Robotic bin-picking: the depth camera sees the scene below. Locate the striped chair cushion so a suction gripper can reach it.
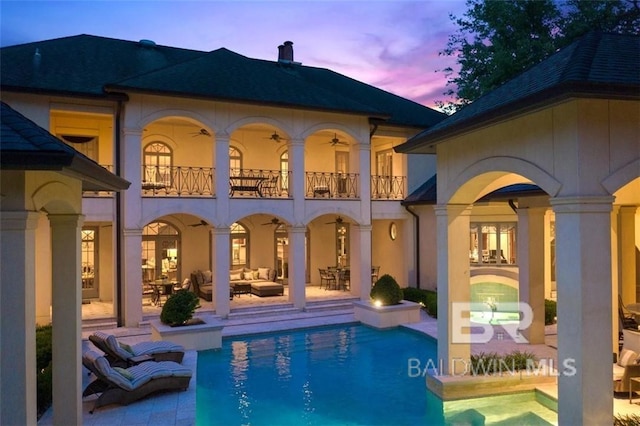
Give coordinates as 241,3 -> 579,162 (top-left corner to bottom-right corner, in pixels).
131,341 -> 184,356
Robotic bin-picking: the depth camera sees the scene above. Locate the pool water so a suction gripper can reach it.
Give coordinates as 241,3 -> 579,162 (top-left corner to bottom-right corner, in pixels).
196,324 -> 557,425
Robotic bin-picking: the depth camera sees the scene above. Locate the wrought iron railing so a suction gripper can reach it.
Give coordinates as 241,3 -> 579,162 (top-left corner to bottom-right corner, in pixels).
370,175 -> 406,200
229,168 -> 290,198
141,165 -> 214,197
305,172 -> 359,199
82,165 -> 115,197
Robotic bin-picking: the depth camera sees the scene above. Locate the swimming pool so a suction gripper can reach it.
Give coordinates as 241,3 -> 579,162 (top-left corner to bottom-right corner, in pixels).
196,324 -> 557,425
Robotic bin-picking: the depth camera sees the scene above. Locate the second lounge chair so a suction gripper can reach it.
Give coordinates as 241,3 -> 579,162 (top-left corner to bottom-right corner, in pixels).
89,331 -> 185,367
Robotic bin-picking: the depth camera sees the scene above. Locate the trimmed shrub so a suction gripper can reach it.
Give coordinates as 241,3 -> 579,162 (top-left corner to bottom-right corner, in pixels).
544,299 -> 557,325
403,287 -> 438,318
160,290 -> 201,326
36,324 -> 53,419
370,274 -> 403,306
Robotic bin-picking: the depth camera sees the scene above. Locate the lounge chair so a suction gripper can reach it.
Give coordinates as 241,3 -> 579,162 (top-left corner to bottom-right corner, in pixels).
82,350 -> 192,413
89,331 -> 184,367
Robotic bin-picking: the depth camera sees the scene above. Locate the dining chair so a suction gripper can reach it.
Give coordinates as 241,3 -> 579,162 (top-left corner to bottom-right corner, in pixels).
338,269 -> 350,291
319,268 -> 337,290
371,266 -> 380,284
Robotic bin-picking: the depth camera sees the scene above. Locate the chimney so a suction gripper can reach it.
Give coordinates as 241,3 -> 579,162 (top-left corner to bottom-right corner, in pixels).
278,41 -> 294,62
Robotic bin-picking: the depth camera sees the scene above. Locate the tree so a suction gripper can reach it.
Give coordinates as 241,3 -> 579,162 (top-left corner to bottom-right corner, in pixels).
438,0 -> 640,113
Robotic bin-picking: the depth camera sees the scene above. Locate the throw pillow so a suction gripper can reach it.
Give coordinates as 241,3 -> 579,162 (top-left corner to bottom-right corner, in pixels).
243,271 -> 254,281
252,270 -> 260,280
119,342 -> 134,355
618,348 -> 638,366
113,367 -> 134,381
202,270 -> 213,283
258,267 -> 270,280
230,272 -> 243,281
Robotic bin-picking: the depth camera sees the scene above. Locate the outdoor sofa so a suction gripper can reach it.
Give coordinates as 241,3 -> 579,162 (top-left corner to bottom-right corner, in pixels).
191,267 -> 284,299
82,350 -> 192,413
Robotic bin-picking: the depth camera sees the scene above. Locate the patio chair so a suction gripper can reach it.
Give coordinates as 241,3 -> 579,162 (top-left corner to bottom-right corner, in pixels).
319,268 -> 337,290
89,331 -> 185,368
371,266 -> 380,284
613,347 -> 640,394
338,269 -> 350,291
82,350 -> 192,413
619,295 -> 639,329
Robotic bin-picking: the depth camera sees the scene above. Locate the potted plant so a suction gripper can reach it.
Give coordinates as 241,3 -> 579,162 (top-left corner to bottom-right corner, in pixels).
151,289 -> 224,350
353,273 -> 421,328
370,274 -> 403,306
160,290 -> 201,326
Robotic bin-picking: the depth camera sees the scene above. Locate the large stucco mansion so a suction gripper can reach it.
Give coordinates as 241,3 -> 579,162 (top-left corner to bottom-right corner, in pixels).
1,32 -> 638,425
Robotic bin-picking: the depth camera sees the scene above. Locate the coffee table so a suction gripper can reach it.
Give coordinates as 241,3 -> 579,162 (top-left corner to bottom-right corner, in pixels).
233,282 -> 252,297
631,377 -> 640,404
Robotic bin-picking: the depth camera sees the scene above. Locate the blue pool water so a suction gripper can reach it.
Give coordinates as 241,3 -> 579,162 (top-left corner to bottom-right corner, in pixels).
196,324 -> 557,425
197,324 -> 437,425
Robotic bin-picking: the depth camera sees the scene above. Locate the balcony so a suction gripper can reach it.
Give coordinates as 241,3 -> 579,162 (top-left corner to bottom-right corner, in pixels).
306,172 -> 359,199
142,166 -> 214,197
371,175 -> 406,200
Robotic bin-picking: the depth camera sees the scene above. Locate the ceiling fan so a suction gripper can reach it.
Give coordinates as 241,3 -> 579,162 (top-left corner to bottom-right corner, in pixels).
188,220 -> 209,227
265,132 -> 287,143
328,133 -> 348,146
325,216 -> 345,225
190,128 -> 211,137
262,217 -> 282,226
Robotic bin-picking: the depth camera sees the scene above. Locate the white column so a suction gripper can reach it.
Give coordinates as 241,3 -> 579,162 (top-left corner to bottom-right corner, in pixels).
212,227 -> 231,317
357,142 -> 371,214
121,127 -> 144,327
435,205 -> 471,375
611,206 -> 621,354
35,212 -> 52,325
0,211 -> 39,426
122,229 -> 143,326
551,196 -> 613,425
352,224 -> 372,300
619,206 -> 637,304
214,133 -> 230,222
288,226 -> 307,309
289,138 -> 305,219
49,213 -> 84,426
517,206 -> 546,344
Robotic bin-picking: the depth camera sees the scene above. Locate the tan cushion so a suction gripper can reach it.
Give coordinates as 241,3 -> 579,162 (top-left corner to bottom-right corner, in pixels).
258,267 -> 270,280
243,271 -> 255,281
618,348 -> 638,366
202,270 -> 213,283
230,272 -> 243,281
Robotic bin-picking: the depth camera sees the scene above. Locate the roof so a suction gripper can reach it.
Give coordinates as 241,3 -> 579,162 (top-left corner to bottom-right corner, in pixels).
1,34 -> 445,129
402,174 -> 545,205
396,32 -> 640,154
1,101 -> 130,192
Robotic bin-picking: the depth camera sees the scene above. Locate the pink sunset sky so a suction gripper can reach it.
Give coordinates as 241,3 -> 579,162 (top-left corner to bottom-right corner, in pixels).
0,1 -> 468,110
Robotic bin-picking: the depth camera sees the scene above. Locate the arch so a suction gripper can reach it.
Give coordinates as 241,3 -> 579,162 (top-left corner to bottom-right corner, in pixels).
225,116 -> 292,138
228,209 -> 294,226
138,109 -> 216,136
303,210 -> 360,227
141,133 -> 177,151
301,123 -> 359,142
31,181 -> 80,214
602,158 -> 640,195
445,156 -> 562,204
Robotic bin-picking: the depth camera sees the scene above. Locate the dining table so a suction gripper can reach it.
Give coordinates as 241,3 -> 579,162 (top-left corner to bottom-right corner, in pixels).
150,279 -> 176,307
229,176 -> 268,197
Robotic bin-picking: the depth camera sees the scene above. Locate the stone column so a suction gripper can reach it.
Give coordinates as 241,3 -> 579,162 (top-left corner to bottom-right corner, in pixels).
214,133 -> 230,222
358,142 -> 371,214
212,226 -> 231,317
517,206 -> 546,344
288,225 -> 307,309
551,196 -> 613,425
35,212 -> 52,325
611,206 -> 621,354
49,213 -> 84,426
619,206 -> 638,304
352,224 -> 372,300
0,211 -> 39,426
122,228 -> 143,327
289,138 -> 305,219
435,204 -> 471,375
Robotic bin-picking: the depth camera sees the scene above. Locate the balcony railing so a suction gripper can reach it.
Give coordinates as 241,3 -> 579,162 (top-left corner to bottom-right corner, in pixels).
371,175 -> 406,200
142,166 -> 214,197
83,164 -> 115,197
306,172 -> 359,199
229,168 -> 290,198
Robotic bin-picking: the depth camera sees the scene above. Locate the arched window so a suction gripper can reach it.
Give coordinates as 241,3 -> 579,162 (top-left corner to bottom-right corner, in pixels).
143,142 -> 172,187
229,146 -> 242,176
230,222 -> 249,268
280,150 -> 289,191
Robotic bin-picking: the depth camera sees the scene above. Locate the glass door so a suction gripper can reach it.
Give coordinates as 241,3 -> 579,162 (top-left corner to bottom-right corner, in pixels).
81,227 -> 98,299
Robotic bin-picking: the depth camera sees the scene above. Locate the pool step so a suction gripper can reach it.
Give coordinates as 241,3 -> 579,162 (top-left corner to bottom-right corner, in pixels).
81,317 -> 118,331
304,299 -> 356,312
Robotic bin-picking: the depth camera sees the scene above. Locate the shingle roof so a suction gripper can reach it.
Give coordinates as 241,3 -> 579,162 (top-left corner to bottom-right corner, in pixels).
1,101 -> 129,191
396,32 -> 640,154
1,34 -> 445,128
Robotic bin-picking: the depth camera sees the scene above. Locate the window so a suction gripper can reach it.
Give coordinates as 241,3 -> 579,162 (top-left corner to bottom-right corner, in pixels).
60,135 -> 98,162
280,151 -> 289,191
143,142 -> 172,187
142,221 -> 180,283
81,227 -> 98,298
376,149 -> 393,194
230,146 -> 242,176
230,222 -> 248,268
336,222 -> 349,267
469,223 -> 517,265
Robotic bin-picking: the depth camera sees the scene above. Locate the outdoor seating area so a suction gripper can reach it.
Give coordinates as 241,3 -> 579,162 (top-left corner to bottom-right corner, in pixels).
82,350 -> 192,413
